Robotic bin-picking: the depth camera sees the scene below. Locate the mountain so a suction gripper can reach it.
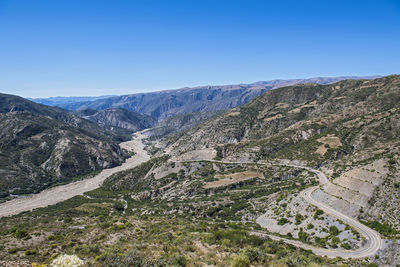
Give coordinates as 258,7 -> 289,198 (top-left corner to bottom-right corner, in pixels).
1,76 -> 399,267
0,93 -> 126,198
53,76 -> 380,121
166,75 -> 398,158
165,75 -> 400,233
75,108 -> 156,132
145,111 -> 222,137
31,95 -> 116,107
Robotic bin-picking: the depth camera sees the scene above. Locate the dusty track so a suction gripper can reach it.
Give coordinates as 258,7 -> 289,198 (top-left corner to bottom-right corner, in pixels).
173,159 -> 382,259
0,133 -> 149,218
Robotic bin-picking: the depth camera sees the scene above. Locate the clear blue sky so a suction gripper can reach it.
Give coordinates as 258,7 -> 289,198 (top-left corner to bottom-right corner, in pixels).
0,0 -> 399,97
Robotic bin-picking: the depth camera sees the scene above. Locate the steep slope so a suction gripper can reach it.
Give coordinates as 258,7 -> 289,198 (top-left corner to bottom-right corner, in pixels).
76,108 -> 156,132
57,76 -> 378,121
167,76 -> 399,160
165,75 -> 400,232
146,111 -> 222,137
0,93 -> 126,198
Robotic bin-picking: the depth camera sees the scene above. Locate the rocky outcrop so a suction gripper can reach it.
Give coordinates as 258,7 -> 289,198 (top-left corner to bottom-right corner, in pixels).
0,93 -> 126,197
77,108 -> 156,132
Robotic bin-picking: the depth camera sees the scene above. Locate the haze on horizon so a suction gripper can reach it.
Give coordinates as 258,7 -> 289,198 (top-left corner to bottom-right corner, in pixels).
0,0 -> 399,98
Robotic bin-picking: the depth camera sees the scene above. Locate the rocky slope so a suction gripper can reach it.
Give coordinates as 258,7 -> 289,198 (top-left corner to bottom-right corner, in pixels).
55,76 -> 378,121
0,93 -> 126,198
166,76 -> 399,159
163,75 -> 400,236
146,111 -> 222,137
75,108 -> 156,133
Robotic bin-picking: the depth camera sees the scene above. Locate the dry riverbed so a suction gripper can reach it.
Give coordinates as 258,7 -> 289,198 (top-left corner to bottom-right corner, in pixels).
0,132 -> 150,218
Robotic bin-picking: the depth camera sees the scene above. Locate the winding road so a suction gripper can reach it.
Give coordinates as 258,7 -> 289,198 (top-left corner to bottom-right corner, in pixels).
173,159 -> 382,259
0,141 -> 382,259
0,132 -> 150,218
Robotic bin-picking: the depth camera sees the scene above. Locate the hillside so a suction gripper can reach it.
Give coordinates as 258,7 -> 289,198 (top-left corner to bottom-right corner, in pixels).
75,108 -> 156,132
0,77 -> 398,266
165,75 -> 400,235
0,93 -> 126,198
146,111 -> 222,137
167,76 -> 399,160
54,76 -> 378,121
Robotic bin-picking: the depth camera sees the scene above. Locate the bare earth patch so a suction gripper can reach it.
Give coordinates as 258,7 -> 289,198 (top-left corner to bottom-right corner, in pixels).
316,134 -> 342,156
203,171 -> 263,189
264,114 -> 282,122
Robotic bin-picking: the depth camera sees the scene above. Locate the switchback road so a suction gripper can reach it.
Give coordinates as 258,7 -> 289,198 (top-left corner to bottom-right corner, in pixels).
173,159 -> 382,259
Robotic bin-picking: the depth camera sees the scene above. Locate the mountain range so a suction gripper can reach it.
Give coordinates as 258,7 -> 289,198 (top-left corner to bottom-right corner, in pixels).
32,76 -> 380,123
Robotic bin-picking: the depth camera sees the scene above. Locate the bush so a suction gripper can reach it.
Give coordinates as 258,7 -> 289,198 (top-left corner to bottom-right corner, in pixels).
295,214 -> 304,225
329,226 -> 340,236
277,217 -> 289,225
231,254 -> 250,267
307,223 -> 314,229
8,248 -> 18,254
341,243 -> 351,249
298,231 -> 309,242
313,209 -> 324,219
168,253 -> 188,267
25,249 -> 37,255
242,247 -> 260,262
14,229 -> 29,239
113,201 -> 125,212
361,220 -> 398,236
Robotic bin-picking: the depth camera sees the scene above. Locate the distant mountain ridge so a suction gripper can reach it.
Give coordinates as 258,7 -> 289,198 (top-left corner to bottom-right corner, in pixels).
33,76 -> 380,122
30,95 -> 116,107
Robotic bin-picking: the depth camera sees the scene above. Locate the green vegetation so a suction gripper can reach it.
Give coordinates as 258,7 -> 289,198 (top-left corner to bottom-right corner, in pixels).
360,220 -> 399,237
313,209 -> 324,220
277,218 -> 290,225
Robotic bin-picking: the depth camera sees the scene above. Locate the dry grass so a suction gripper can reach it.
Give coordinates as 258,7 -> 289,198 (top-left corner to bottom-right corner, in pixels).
316,134 -> 342,156
264,114 -> 282,122
203,171 -> 264,189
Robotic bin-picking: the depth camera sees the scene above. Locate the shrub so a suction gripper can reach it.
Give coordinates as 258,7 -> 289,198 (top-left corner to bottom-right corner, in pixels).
295,214 -> 303,225
113,202 -> 125,212
307,223 -> 314,229
168,252 -> 188,267
277,217 -> 289,225
14,229 -> 29,239
329,226 -> 340,236
242,247 -> 260,262
8,248 -> 18,254
361,220 -> 398,236
313,209 -> 324,219
298,231 -> 309,242
231,254 -> 250,267
25,249 -> 37,255
341,243 -> 351,249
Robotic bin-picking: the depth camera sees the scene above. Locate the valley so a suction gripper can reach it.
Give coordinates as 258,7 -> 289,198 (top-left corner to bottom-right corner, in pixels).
1,76 -> 399,267
0,132 -> 149,218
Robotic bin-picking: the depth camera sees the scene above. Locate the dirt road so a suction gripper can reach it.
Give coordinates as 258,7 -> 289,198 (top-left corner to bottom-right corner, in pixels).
0,132 -> 150,218
173,159 -> 382,259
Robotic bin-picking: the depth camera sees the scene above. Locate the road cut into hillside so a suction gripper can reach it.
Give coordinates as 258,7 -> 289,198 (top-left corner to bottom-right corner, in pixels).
173,159 -> 382,259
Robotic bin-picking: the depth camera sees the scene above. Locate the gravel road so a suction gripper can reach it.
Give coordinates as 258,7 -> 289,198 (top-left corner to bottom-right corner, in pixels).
173,159 -> 382,259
